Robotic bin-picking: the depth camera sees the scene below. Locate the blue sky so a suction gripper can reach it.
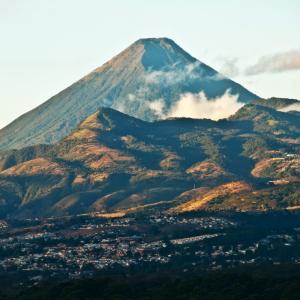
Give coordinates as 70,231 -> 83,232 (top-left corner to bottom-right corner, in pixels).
0,0 -> 299,128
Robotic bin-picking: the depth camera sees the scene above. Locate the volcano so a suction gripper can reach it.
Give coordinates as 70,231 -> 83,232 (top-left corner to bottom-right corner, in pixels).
0,37 -> 259,150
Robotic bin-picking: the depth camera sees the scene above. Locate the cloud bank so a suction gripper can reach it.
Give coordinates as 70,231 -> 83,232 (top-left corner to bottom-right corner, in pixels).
123,89 -> 243,121
245,49 -> 300,75
166,90 -> 243,120
278,103 -> 300,112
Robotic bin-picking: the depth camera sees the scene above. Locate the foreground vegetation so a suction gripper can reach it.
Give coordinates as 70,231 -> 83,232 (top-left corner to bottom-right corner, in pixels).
2,265 -> 300,300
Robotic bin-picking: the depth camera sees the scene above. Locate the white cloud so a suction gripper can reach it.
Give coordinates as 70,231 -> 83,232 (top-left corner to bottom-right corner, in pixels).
124,87 -> 243,121
167,90 -> 243,120
278,103 -> 300,112
148,99 -> 165,118
245,49 -> 300,75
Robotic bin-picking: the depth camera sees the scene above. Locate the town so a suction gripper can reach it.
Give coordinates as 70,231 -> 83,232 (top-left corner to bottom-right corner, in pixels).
1,211 -> 300,287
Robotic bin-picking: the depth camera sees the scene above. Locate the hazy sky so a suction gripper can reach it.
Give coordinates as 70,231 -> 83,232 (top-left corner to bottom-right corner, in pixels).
0,0 -> 299,129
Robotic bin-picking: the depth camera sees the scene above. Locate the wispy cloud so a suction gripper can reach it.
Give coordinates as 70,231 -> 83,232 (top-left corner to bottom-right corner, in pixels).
144,61 -> 225,85
144,61 -> 202,85
245,49 -> 300,75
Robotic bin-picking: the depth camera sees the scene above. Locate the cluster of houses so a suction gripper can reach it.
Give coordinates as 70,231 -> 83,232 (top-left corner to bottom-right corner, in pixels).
0,214 -> 299,284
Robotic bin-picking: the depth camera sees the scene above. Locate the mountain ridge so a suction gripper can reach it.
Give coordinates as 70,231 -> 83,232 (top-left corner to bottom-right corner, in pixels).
0,102 -> 299,218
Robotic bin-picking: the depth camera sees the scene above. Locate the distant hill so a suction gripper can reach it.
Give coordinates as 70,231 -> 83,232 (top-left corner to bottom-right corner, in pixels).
0,101 -> 299,218
253,97 -> 300,109
0,37 -> 259,151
